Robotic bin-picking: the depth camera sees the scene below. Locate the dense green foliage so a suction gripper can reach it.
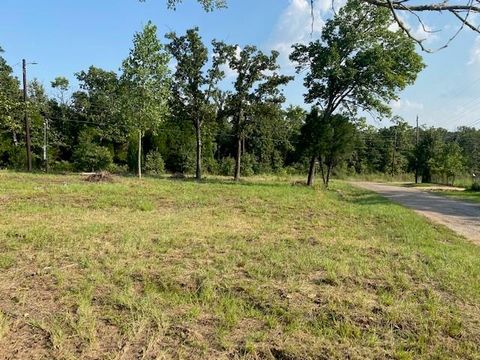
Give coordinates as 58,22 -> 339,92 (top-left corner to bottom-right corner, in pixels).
166,28 -> 226,180
291,0 -> 425,185
0,2 -> 478,186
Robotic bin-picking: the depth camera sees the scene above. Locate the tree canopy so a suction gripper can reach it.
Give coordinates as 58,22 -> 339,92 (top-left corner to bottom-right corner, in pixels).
290,0 -> 425,185
166,27 -> 226,180
1,17 -> 476,188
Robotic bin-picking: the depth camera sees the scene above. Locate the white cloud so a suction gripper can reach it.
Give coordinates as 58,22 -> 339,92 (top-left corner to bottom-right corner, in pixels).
410,23 -> 438,44
391,99 -> 424,111
468,36 -> 480,66
389,13 -> 438,44
391,99 -> 402,109
269,0 -> 339,69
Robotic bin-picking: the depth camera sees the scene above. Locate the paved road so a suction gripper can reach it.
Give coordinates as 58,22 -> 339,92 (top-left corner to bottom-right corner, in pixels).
351,182 -> 480,244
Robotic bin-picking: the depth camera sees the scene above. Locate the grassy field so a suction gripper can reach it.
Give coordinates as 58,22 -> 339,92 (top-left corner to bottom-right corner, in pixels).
437,190 -> 480,204
391,182 -> 480,204
0,171 -> 479,359
399,182 -> 480,203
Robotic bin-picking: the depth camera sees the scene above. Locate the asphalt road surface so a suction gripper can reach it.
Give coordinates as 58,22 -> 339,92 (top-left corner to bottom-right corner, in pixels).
351,182 -> 480,244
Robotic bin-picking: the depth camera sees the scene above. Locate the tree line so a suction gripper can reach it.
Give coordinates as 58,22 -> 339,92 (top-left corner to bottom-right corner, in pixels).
2,0 -> 476,186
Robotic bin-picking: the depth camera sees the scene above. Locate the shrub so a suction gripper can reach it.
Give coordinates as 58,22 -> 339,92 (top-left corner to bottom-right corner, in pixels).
0,139 -> 28,170
219,157 -> 235,176
145,151 -> 165,175
203,156 -> 219,175
73,129 -> 113,172
52,160 -> 74,173
73,144 -> 113,172
107,163 -> 129,175
241,153 -> 256,177
471,182 -> 480,192
164,146 -> 195,174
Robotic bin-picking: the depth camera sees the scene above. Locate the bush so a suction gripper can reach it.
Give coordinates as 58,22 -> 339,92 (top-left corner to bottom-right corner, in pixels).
145,151 -> 165,175
203,156 -> 219,175
164,146 -> 195,174
73,129 -> 113,172
241,153 -> 256,177
52,160 -> 74,173
219,157 -> 235,176
470,182 -> 480,192
73,144 -> 113,172
107,163 -> 129,175
0,138 -> 28,170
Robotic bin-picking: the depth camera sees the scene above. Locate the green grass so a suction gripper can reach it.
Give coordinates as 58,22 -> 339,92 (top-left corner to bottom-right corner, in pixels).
340,172 -> 416,183
0,171 -> 479,359
399,182 -> 453,188
435,190 -> 480,204
395,182 -> 480,203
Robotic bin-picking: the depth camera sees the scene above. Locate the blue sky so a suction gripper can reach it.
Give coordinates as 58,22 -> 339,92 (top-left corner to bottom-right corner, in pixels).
1,0 -> 480,130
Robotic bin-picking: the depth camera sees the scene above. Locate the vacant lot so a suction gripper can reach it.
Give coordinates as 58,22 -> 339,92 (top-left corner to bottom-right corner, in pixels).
0,172 -> 479,359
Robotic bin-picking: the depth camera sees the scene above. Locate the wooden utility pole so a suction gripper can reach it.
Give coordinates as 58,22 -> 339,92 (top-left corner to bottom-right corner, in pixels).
415,115 -> 419,184
23,59 -> 33,172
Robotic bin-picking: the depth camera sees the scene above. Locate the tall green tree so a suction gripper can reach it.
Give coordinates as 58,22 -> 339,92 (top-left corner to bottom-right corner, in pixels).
414,127 -> 446,183
290,0 -> 424,185
299,108 -> 355,186
0,47 -> 21,149
218,44 -> 292,180
73,66 -> 126,142
121,21 -> 170,178
455,127 -> 480,174
0,47 -> 24,168
51,76 -> 70,106
166,28 -> 226,180
430,141 -> 465,185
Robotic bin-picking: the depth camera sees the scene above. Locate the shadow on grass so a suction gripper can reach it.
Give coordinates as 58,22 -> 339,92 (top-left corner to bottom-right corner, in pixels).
341,192 -> 391,206
163,175 -> 311,189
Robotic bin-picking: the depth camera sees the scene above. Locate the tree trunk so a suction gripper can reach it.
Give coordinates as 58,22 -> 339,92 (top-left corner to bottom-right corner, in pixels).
234,108 -> 243,181
326,163 -> 332,187
307,156 -> 316,186
319,156 -> 326,185
137,129 -> 142,179
234,135 -> 242,181
195,121 -> 202,181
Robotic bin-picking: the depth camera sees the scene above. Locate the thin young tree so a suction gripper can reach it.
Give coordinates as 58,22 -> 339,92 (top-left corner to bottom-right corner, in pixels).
290,0 -> 425,186
121,21 -> 170,179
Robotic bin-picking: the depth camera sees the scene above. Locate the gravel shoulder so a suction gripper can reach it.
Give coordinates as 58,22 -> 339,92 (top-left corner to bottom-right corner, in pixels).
351,182 -> 480,244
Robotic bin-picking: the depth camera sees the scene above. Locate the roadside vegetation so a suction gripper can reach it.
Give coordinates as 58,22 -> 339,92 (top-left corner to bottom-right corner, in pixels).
0,171 -> 479,358
434,189 -> 480,204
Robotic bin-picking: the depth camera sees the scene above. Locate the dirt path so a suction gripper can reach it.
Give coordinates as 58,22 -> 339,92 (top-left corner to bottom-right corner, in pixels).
351,182 -> 480,244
